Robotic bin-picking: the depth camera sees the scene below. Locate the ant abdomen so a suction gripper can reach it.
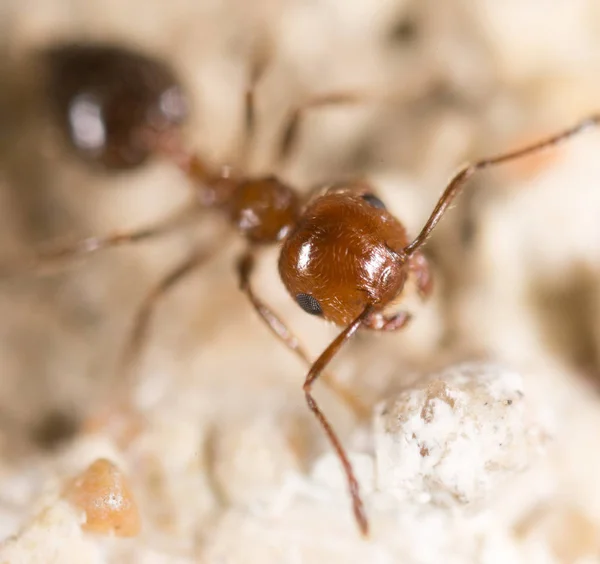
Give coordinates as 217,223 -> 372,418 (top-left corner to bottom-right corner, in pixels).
279,184 -> 410,326
42,42 -> 188,171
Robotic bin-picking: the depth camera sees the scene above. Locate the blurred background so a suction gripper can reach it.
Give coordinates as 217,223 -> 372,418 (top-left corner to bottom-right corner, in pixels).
0,0 -> 600,561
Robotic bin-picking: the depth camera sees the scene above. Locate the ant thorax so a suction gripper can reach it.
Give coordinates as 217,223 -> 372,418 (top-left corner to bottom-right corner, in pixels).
228,176 -> 300,244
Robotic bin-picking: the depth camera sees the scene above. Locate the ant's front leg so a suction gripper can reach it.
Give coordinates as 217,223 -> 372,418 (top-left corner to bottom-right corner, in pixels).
363,310 -> 412,331
408,251 -> 433,299
237,248 -> 370,419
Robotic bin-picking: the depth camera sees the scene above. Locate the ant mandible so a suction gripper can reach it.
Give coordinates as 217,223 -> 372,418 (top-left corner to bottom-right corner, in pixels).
21,41 -> 600,536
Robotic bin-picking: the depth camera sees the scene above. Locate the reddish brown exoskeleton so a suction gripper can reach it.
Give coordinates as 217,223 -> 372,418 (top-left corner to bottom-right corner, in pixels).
43,42 -> 188,170
18,42 -> 600,535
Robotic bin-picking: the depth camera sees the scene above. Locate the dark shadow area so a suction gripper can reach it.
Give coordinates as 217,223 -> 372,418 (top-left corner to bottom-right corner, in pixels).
529,265 -> 600,379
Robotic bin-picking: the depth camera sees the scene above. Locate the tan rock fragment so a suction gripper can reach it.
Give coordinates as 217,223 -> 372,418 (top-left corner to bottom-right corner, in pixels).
63,458 -> 140,537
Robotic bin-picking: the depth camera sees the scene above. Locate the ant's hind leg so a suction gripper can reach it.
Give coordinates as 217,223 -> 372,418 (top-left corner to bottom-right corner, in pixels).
0,202 -> 199,277
236,249 -> 370,420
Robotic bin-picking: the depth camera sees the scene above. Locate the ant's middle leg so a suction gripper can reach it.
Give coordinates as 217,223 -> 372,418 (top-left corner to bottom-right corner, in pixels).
118,236 -> 227,388
273,76 -> 441,169
83,231 -> 227,445
236,39 -> 273,170
120,252 -> 213,381
276,92 -> 373,166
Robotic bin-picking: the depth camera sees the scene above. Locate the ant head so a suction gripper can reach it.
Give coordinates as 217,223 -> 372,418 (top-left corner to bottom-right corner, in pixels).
229,176 -> 301,244
43,42 -> 188,170
279,181 -> 410,326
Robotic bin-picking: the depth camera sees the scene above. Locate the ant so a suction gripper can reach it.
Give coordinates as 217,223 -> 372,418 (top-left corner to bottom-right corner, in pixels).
13,41 -> 600,536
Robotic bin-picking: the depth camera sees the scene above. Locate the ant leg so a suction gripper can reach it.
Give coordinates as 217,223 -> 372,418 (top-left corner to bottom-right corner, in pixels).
404,115 -> 600,255
118,246 -> 218,385
0,202 -> 199,276
408,251 -> 433,299
237,250 -> 370,419
303,307 -> 373,536
237,40 -> 272,170
274,77 -> 439,167
84,241 -> 223,446
363,310 -> 412,331
275,92 -> 374,166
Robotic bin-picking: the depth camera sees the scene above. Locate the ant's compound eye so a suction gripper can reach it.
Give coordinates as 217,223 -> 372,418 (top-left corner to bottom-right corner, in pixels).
361,193 -> 386,210
295,293 -> 323,316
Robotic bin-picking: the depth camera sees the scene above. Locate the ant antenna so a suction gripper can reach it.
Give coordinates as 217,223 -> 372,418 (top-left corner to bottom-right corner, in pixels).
302,306 -> 373,536
404,116 -> 600,255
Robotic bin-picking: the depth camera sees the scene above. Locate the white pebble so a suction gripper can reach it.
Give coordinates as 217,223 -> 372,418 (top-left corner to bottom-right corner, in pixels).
374,361 -> 550,507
